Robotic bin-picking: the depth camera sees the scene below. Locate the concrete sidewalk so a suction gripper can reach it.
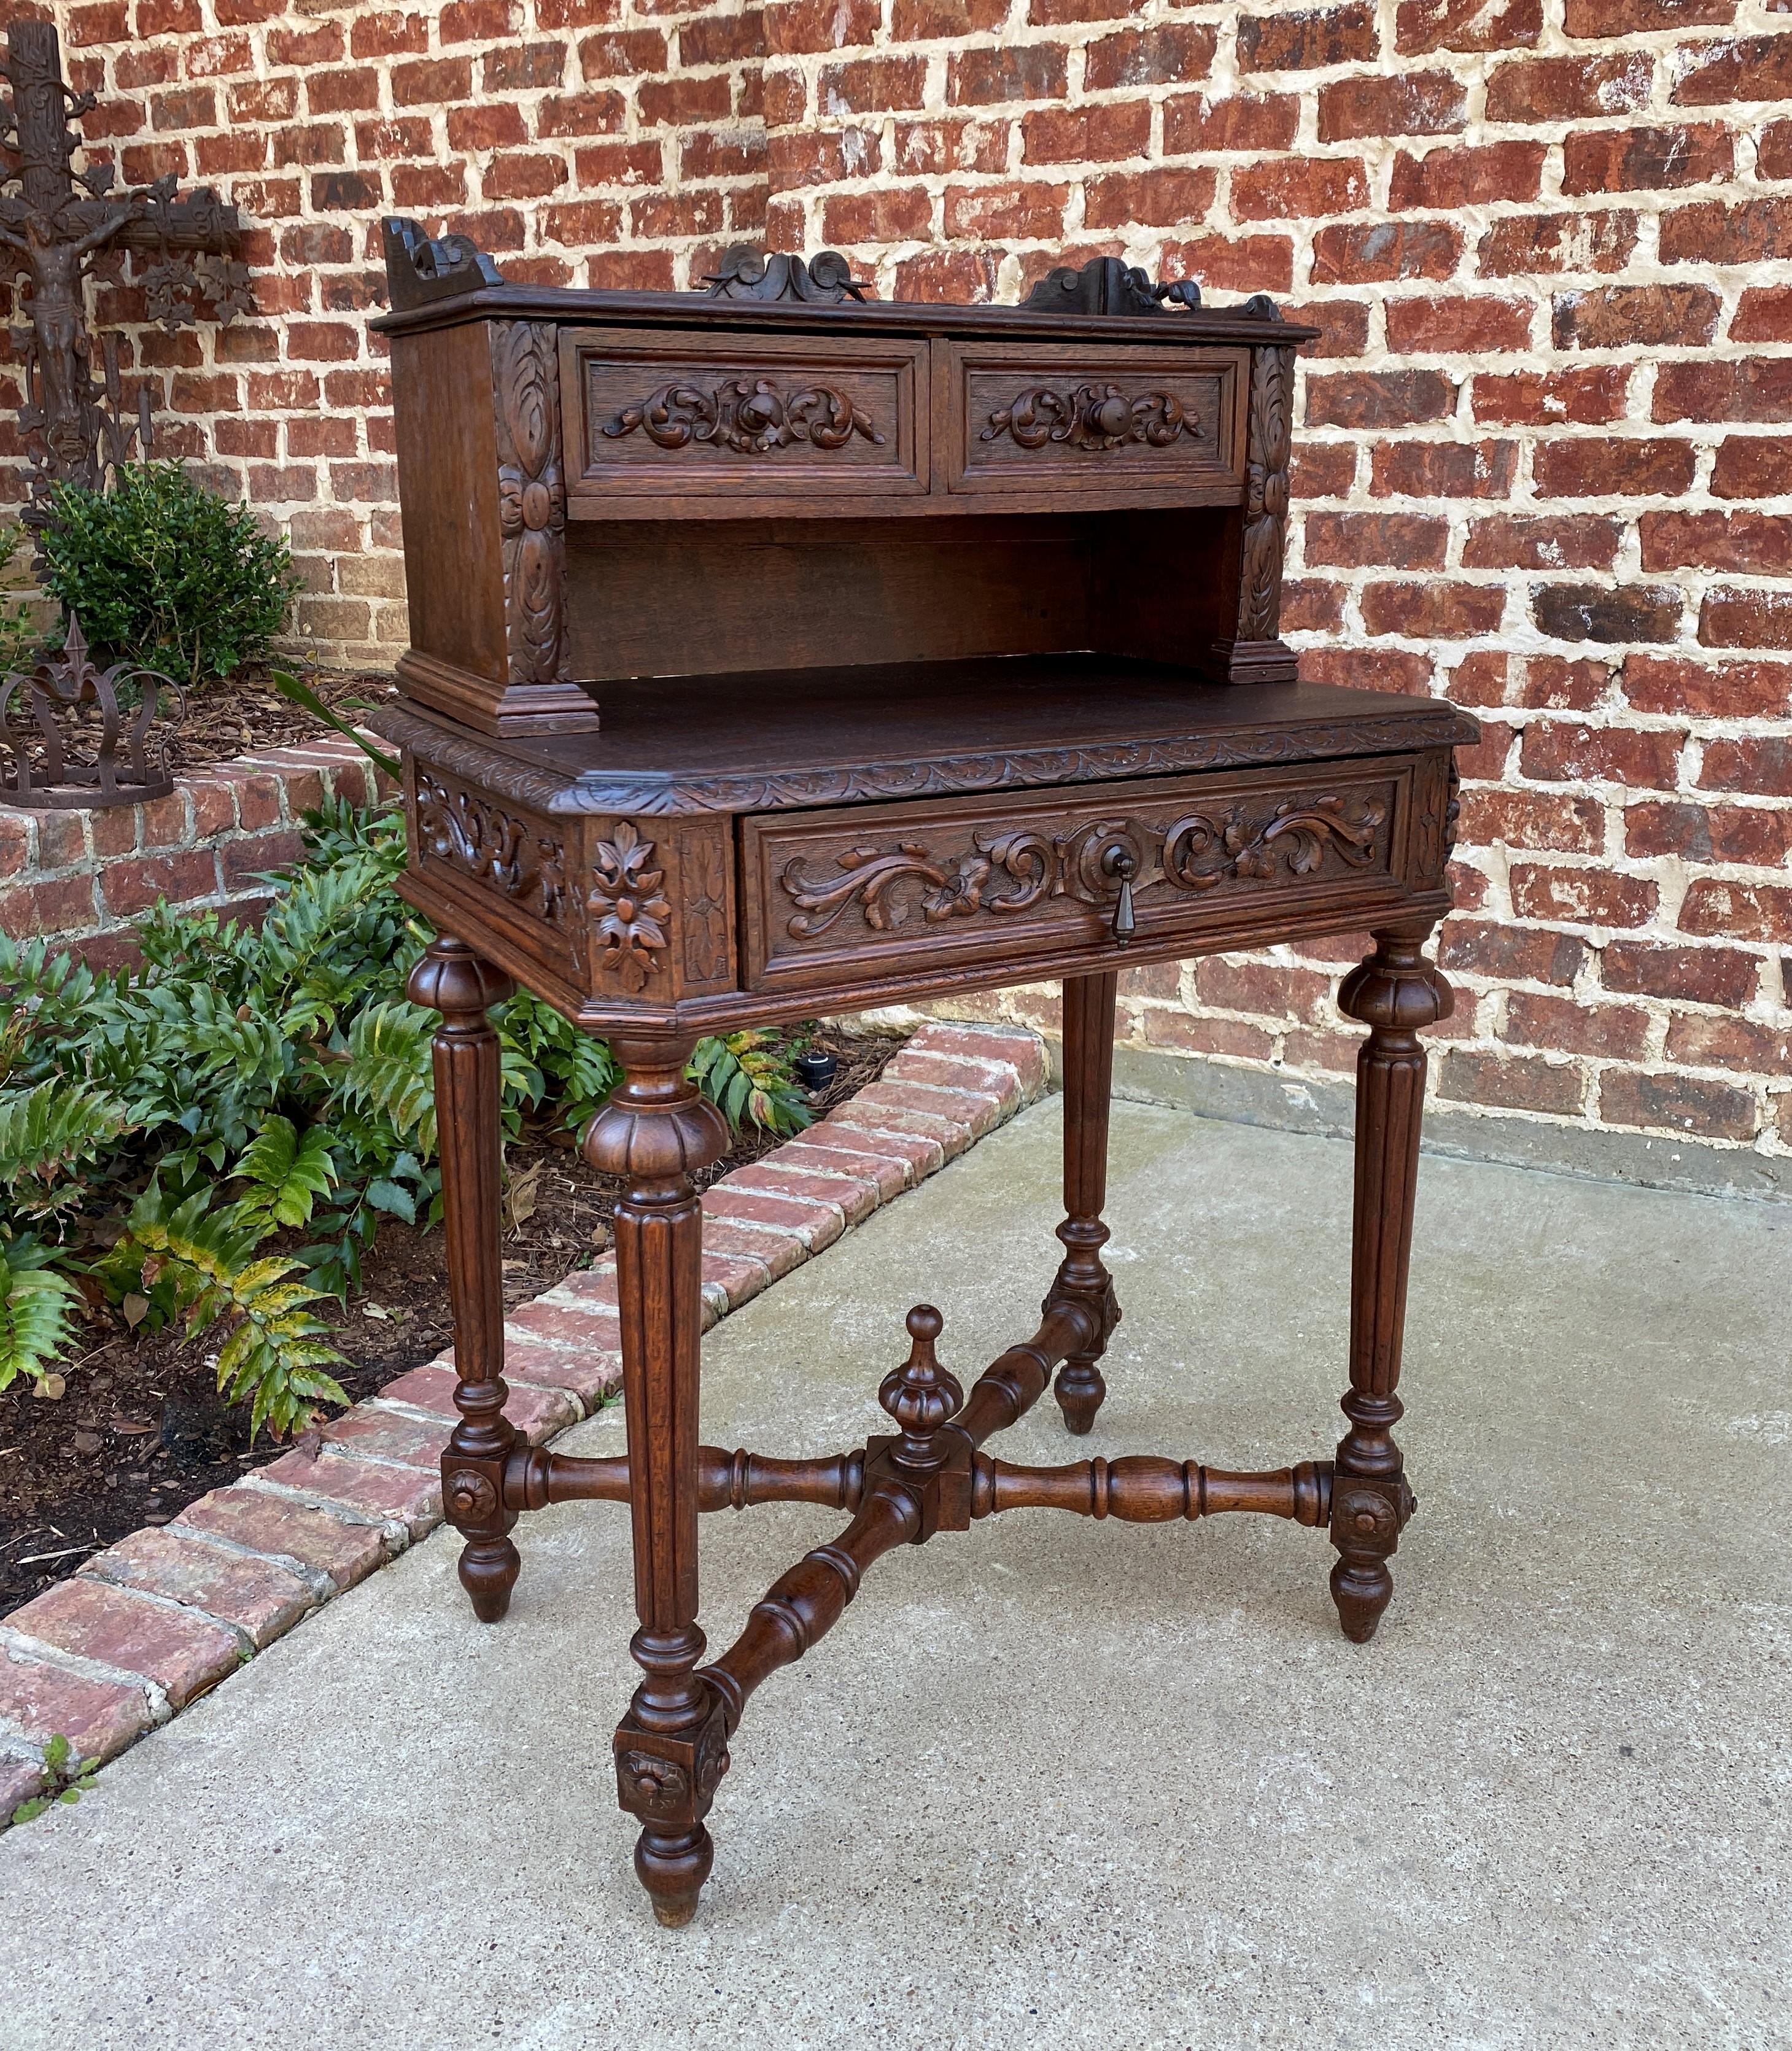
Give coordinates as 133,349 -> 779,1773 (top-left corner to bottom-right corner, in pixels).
1,1097 -> 1785,2050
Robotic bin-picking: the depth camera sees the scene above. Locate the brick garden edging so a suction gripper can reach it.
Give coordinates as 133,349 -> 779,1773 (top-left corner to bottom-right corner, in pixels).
0,1020 -> 1046,1823
0,736 -> 378,966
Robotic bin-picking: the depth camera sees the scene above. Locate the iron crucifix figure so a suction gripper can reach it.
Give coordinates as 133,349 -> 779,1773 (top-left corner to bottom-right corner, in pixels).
0,21 -> 251,547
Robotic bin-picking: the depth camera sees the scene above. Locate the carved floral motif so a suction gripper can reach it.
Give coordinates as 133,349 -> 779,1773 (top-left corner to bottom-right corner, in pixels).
781,794 -> 1387,939
444,1468 -> 498,1522
1238,346 -> 1294,642
590,821 -> 670,991
981,383 -> 1198,452
416,772 -> 569,925
492,321 -> 567,686
700,244 -> 867,303
618,1750 -> 689,1822
604,378 -> 883,455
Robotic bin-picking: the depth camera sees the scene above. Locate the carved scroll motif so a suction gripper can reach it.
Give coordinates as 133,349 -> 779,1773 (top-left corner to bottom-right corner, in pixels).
1019,256 -> 1203,317
416,770 -> 570,925
604,378 -> 883,455
382,215 -> 505,309
590,820 -> 670,992
492,320 -> 567,687
981,383 -> 1198,453
1238,345 -> 1294,642
700,244 -> 869,303
780,794 -> 1387,939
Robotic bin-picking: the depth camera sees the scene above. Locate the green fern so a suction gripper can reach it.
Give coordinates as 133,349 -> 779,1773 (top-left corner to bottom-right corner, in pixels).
0,1080 -> 130,1215
126,1185 -> 350,1440
231,1115 -> 339,1235
340,1001 -> 438,1155
0,1238 -> 82,1394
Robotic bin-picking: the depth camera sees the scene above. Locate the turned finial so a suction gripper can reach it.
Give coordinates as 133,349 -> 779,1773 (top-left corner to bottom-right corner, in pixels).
879,1305 -> 963,1467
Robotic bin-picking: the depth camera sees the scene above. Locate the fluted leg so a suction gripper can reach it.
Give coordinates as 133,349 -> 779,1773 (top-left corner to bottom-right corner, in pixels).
1045,971 -> 1122,1435
409,937 -> 521,1624
585,1035 -> 729,1928
1329,922 -> 1451,1643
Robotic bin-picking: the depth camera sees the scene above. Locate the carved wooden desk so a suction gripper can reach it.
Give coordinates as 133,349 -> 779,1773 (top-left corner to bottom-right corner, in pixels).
373,230 -> 1478,1927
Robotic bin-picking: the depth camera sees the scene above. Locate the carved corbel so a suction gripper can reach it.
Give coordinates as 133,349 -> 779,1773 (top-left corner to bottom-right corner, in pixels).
1208,341 -> 1300,686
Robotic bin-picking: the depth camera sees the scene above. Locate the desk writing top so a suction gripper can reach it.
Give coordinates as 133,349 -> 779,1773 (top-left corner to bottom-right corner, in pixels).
378,656 -> 1477,821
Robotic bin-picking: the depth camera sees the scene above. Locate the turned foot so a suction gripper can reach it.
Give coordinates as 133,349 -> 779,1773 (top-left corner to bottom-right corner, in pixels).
1329,1552 -> 1392,1643
458,1535 -> 521,1623
1052,1360 -> 1106,1436
637,1824 -> 713,1928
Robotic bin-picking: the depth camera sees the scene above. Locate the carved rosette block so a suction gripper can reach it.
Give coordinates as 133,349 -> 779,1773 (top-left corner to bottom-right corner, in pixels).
491,320 -> 567,690
614,1696 -> 731,1926
1328,923 -> 1452,1643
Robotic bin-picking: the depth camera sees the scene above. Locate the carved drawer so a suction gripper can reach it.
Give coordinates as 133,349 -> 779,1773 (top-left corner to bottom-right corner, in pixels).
740,758 -> 1427,998
560,330 -> 927,510
938,340 -> 1247,500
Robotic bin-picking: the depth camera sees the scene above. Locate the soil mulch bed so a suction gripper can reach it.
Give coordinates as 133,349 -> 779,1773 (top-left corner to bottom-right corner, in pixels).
29,665 -> 392,781
0,1032 -> 898,1624
162,667 -> 394,775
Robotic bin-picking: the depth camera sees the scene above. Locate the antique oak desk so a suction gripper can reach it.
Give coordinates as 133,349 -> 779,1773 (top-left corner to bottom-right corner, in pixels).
373,225 -> 1478,1927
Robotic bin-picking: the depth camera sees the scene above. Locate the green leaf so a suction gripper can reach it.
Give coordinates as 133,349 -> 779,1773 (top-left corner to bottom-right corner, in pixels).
0,1247 -> 80,1395
270,669 -> 400,779
363,1177 -> 416,1224
231,1115 -> 339,1233
123,1181 -> 351,1441
38,463 -> 301,688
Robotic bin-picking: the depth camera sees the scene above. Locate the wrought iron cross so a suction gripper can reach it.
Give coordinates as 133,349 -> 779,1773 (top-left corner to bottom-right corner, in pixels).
0,21 -> 251,549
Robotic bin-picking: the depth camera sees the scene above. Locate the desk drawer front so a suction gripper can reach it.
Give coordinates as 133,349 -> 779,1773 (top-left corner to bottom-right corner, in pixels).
562,330 -> 926,506
741,760 -> 1417,994
942,341 -> 1246,498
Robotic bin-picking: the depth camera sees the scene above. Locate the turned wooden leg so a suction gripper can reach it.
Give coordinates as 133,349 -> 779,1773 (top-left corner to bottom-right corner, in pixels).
1045,971 -> 1122,1435
584,1036 -> 730,1928
408,937 -> 521,1624
1329,922 -> 1451,1643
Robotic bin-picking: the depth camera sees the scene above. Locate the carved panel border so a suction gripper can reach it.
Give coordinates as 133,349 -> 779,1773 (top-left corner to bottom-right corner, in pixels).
491,320 -> 568,689
1238,344 -> 1294,643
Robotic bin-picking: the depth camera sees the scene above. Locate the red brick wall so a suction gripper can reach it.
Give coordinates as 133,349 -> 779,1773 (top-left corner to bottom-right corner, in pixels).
12,1 -> 1792,1167
0,740 -> 379,963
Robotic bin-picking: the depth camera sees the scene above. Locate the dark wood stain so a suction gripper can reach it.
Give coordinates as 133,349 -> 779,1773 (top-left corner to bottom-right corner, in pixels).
383,237 -> 1476,1926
